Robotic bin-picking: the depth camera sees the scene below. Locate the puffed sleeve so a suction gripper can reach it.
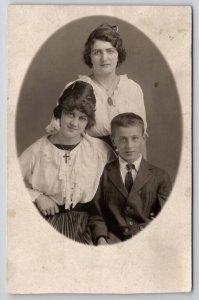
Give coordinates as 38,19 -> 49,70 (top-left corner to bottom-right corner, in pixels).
136,85 -> 147,134
19,143 -> 43,202
128,80 -> 147,134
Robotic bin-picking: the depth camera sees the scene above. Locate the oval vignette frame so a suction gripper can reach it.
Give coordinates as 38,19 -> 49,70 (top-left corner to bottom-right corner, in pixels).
16,15 -> 182,243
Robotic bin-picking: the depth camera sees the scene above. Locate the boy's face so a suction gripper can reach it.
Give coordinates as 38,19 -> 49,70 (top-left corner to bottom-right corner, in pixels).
112,125 -> 145,163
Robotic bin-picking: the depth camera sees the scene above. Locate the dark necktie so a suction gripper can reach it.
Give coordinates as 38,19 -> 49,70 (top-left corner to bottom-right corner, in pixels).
125,163 -> 134,193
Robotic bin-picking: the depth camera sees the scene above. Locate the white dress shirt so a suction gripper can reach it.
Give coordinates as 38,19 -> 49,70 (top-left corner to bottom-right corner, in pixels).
119,154 -> 142,183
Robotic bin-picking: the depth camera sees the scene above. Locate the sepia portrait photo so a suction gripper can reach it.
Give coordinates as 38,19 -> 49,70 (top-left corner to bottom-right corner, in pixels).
7,5 -> 192,294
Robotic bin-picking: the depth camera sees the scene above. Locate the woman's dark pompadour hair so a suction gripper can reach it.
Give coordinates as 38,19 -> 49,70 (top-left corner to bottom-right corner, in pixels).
53,81 -> 96,129
83,23 -> 126,68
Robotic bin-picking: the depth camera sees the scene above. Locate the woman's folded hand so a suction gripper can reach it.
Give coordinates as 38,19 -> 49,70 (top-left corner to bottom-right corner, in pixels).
97,236 -> 108,246
35,195 -> 59,216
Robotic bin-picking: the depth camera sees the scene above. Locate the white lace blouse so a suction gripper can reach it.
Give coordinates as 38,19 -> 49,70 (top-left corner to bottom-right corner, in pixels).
67,74 -> 147,136
19,134 -> 115,209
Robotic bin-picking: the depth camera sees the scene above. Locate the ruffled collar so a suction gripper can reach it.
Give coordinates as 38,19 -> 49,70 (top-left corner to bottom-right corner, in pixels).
39,135 -> 103,209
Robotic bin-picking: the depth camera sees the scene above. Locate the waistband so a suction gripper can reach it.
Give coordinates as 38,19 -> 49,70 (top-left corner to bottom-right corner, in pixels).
58,202 -> 91,214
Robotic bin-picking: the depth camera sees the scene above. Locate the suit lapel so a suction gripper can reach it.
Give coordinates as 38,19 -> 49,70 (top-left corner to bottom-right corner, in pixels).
108,159 -> 128,198
128,158 -> 153,198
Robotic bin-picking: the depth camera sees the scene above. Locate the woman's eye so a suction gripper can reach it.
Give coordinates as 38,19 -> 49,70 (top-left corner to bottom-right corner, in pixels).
80,116 -> 88,122
64,111 -> 73,117
107,49 -> 115,54
92,50 -> 101,55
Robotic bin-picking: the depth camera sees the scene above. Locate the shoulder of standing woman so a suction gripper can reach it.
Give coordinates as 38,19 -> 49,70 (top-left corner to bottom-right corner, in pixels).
77,75 -> 95,87
120,74 -> 142,89
119,75 -> 144,100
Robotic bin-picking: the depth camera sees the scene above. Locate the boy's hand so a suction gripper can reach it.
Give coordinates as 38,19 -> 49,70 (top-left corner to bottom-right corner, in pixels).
97,237 -> 108,245
35,194 -> 59,216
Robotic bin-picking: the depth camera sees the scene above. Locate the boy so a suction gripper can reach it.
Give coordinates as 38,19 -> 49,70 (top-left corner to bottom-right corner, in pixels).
89,112 -> 172,245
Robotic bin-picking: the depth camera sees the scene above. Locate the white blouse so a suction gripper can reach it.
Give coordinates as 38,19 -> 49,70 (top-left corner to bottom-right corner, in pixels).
19,134 -> 115,209
77,74 -> 147,136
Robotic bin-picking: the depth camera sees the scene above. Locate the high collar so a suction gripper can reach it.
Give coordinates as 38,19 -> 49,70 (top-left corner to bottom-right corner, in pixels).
118,154 -> 142,173
107,157 -> 153,198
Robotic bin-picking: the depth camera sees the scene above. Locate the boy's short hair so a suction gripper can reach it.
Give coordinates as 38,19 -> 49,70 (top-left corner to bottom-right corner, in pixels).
111,113 -> 144,135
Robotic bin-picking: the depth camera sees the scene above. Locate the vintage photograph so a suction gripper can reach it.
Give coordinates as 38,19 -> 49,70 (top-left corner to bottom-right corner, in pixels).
7,5 -> 192,293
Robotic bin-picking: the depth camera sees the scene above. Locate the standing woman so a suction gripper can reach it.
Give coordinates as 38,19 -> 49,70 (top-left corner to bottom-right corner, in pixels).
80,23 -> 147,145
19,81 -> 115,244
48,23 -> 147,147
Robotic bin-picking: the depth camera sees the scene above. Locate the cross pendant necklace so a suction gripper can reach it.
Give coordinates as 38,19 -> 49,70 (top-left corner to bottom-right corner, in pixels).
52,137 -> 78,165
63,151 -> 70,164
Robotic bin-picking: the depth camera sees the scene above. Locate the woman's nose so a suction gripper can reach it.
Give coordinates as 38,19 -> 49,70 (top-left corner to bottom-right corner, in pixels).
101,51 -> 108,61
70,117 -> 78,127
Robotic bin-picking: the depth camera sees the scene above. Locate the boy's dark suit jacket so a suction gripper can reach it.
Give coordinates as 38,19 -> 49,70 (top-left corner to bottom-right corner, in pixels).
89,157 -> 172,244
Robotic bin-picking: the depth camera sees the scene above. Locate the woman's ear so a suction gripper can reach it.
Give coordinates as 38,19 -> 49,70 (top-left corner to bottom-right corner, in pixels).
142,133 -> 148,143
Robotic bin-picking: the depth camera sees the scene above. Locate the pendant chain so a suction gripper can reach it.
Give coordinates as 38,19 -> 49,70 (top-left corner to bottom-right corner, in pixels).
91,75 -> 119,106
57,144 -> 71,164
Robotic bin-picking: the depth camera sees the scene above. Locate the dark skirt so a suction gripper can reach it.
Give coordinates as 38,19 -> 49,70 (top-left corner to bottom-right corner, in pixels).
37,203 -> 93,245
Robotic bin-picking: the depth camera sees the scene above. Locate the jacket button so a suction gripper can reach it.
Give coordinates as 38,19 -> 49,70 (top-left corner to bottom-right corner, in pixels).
126,206 -> 130,212
139,225 -> 144,231
129,221 -> 133,226
124,228 -> 129,233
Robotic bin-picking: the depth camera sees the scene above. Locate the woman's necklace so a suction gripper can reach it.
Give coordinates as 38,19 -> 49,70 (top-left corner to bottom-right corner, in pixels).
49,134 -> 80,164
91,75 -> 119,106
54,144 -> 79,164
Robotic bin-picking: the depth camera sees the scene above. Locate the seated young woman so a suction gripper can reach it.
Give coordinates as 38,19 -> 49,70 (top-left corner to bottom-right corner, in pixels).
19,80 -> 115,244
